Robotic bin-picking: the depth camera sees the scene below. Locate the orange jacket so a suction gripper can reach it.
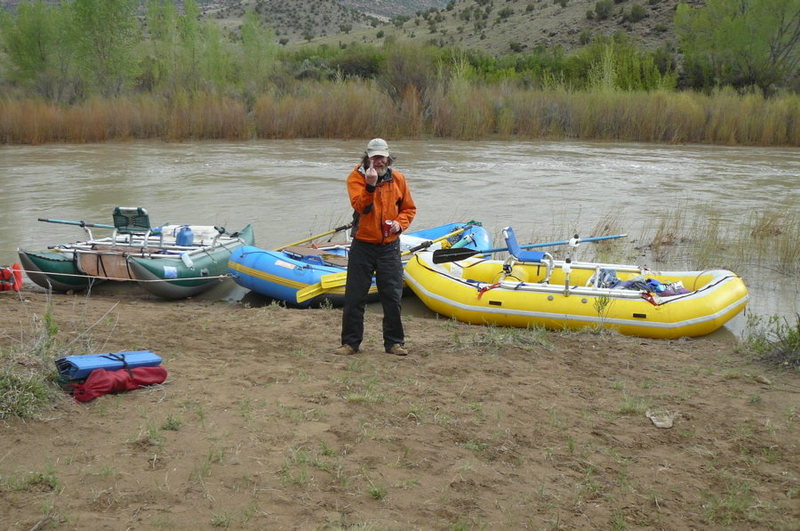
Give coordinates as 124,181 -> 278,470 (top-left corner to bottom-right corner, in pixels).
347,164 -> 416,245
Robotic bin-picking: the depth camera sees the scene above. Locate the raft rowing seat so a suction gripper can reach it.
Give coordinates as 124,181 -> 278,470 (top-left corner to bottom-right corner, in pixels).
112,207 -> 154,245
502,226 -> 554,283
282,246 -> 350,268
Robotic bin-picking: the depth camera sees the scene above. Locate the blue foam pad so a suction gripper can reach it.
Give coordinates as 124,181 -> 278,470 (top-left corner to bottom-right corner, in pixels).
55,350 -> 162,380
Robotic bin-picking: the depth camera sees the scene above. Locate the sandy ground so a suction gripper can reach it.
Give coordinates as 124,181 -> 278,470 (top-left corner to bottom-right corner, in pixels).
1,284 -> 798,530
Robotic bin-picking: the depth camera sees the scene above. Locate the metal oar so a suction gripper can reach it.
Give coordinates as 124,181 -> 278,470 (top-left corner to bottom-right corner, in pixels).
38,217 -> 116,230
274,223 -> 353,250
431,233 -> 628,264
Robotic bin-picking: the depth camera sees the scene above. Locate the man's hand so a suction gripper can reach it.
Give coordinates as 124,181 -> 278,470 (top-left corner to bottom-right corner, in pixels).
365,161 -> 378,186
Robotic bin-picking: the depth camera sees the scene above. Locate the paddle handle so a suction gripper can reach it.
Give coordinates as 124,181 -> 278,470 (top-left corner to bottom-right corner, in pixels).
38,218 -> 116,230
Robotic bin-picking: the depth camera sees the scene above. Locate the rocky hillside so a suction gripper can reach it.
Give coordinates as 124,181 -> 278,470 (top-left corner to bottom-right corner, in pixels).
0,0 -> 704,55
319,0 -> 707,54
206,0 -> 705,54
202,0 -> 450,42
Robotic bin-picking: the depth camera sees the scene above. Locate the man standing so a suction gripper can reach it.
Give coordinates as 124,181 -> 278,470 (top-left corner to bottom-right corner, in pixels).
336,138 -> 417,356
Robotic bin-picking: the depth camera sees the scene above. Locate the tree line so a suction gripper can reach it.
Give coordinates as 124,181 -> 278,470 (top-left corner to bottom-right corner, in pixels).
0,0 -> 798,105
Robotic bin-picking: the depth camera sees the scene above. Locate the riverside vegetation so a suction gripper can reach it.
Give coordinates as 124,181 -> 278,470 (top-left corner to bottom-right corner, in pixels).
1,0 -> 800,145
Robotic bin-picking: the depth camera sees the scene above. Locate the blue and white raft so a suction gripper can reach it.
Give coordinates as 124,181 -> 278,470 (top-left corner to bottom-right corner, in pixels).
228,221 -> 491,307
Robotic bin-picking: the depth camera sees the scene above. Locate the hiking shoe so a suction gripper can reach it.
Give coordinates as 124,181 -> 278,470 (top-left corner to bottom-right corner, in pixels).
334,344 -> 357,356
386,344 -> 408,356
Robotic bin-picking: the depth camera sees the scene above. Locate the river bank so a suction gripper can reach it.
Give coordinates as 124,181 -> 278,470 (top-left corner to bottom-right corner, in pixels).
2,86 -> 799,146
1,289 -> 798,529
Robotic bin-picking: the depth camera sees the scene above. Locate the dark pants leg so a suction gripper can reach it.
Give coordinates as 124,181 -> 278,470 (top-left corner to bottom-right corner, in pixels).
341,239 -> 404,351
375,241 -> 404,350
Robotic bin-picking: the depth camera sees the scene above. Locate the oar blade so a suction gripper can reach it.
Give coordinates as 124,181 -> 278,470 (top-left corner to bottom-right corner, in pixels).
431,248 -> 480,264
296,282 -> 325,303
320,272 -> 347,289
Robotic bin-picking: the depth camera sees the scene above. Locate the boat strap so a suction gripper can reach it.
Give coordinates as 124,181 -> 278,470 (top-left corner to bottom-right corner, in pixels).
102,353 -> 134,377
477,283 -> 501,299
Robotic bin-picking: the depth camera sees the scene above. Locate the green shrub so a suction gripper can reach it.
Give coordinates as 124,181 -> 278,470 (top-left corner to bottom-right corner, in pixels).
594,0 -> 613,20
742,314 -> 800,368
624,4 -> 647,23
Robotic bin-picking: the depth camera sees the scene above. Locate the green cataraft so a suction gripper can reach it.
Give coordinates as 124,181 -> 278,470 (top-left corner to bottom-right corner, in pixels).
126,224 -> 254,299
18,207 -> 254,300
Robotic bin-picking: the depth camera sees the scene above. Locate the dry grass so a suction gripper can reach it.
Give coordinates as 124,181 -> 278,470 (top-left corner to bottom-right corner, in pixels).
3,85 -> 799,145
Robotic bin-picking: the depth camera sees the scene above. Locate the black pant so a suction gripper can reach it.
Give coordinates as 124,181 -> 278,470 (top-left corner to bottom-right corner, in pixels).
341,238 -> 404,351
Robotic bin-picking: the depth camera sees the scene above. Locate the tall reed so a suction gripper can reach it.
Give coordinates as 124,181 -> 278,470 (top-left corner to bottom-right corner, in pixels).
253,79 -> 398,139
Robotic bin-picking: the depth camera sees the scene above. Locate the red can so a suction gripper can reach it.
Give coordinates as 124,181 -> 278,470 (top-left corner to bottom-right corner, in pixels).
383,220 -> 393,238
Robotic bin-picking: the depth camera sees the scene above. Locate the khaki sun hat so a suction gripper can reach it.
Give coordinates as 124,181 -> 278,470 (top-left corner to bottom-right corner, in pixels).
366,138 -> 390,157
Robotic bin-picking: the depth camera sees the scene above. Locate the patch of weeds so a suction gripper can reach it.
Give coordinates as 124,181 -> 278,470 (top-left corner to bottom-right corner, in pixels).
457,324 -> 552,352
5,465 -> 62,492
592,293 -> 612,329
207,447 -> 225,464
343,376 -> 386,404
151,515 -> 173,529
610,509 -> 627,530
367,479 -> 387,500
280,445 -> 342,488
210,512 -> 232,528
178,400 -> 207,425
289,348 -> 311,358
760,445 -> 779,464
0,304 -> 66,420
128,422 -> 165,448
0,365 -> 59,419
280,465 -> 310,488
748,394 -> 762,405
461,440 -> 489,452
358,420 -> 392,442
237,398 -> 255,422
161,414 -> 182,431
702,479 -> 755,526
241,502 -> 264,524
547,407 -> 564,430
345,358 -> 367,372
291,368 -> 310,382
448,519 -> 470,530
638,378 -> 654,389
720,368 -> 746,380
566,436 -> 576,454
741,313 -> 800,368
618,393 -> 649,415
278,405 -> 324,422
319,440 -> 337,457
406,403 -> 428,423
467,400 -> 485,418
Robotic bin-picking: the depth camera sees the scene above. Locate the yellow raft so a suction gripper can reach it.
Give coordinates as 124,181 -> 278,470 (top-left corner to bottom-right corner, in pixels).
404,251 -> 749,339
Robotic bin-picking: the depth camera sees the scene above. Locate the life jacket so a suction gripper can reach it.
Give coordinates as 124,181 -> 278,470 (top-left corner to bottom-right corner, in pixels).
0,264 -> 23,292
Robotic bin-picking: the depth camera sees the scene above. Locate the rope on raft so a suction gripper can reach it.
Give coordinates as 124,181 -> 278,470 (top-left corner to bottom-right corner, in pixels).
11,267 -> 231,283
